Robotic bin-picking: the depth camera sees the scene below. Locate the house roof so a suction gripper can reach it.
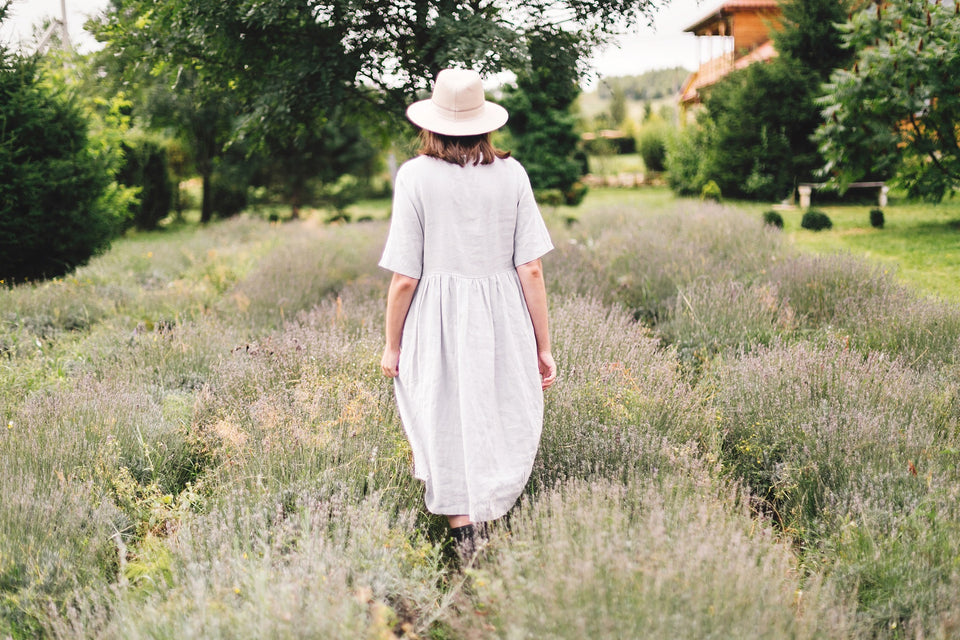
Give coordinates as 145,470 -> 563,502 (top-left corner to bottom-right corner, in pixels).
678,39 -> 777,104
733,39 -> 777,69
684,0 -> 780,34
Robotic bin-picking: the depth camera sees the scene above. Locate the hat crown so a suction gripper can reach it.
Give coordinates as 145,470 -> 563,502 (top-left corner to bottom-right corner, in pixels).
432,69 -> 485,115
405,68 -> 508,136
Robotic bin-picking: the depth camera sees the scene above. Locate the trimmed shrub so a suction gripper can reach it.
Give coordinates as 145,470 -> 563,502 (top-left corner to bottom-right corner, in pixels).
801,209 -> 832,231
870,207 -> 885,229
701,180 -> 722,202
763,210 -> 784,229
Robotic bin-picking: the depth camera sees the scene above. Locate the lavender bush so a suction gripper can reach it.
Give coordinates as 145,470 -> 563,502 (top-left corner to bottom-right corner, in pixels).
1,194 -> 958,638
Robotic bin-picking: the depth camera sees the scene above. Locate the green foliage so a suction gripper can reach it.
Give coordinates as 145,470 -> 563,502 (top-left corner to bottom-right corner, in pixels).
763,210 -> 785,229
535,189 -> 565,207
700,180 -> 722,202
664,124 -> 706,196
564,181 -> 588,207
594,67 -> 689,102
93,0 -> 663,150
697,60 -> 819,201
870,208 -> 885,229
772,0 -> 855,78
801,209 -> 833,231
502,28 -> 586,196
118,134 -> 173,230
257,111 -> 377,217
637,121 -> 670,172
816,1 -> 960,201
672,0 -> 854,202
0,48 -> 126,282
608,81 -> 627,126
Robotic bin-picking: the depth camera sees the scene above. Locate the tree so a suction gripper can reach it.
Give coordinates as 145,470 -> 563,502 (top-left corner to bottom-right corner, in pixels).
668,0 -> 853,201
257,111 -> 377,219
0,7 -> 127,281
697,59 -> 819,200
609,81 -> 628,127
816,1 -> 960,201
93,0 -> 665,155
501,28 -> 586,201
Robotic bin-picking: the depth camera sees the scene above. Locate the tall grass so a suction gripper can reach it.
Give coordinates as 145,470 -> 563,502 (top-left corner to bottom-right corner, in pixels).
455,473 -> 855,639
2,191 -> 959,638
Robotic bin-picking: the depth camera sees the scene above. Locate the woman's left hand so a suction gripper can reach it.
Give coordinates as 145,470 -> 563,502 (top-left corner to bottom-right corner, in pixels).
381,346 -> 401,378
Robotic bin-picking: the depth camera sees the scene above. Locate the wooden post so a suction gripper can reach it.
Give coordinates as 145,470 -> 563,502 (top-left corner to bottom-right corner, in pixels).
60,0 -> 71,50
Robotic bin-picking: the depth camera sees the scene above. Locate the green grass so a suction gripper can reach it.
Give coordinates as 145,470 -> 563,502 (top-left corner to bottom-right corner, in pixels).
587,152 -> 645,176
781,200 -> 960,302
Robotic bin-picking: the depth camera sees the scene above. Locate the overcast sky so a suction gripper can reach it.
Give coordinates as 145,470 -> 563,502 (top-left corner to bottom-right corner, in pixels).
1,0 -> 712,80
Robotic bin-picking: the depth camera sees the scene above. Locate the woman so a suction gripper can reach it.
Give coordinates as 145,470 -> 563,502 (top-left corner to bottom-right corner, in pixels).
379,68 -> 556,551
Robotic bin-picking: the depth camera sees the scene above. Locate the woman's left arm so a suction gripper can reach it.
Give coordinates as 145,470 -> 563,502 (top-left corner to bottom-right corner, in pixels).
381,273 -> 420,377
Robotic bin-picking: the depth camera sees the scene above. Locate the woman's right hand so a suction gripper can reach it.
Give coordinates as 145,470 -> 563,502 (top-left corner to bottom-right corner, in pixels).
538,350 -> 557,390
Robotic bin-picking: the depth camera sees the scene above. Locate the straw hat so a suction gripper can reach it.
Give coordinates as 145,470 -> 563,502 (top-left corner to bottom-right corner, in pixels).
406,69 -> 508,136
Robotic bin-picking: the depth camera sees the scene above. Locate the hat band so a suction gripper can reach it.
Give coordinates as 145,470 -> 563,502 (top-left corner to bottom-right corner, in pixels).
431,98 -> 485,122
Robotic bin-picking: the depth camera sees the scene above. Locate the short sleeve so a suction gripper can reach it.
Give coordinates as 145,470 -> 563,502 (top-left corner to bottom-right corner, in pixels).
379,170 -> 424,279
513,164 -> 554,267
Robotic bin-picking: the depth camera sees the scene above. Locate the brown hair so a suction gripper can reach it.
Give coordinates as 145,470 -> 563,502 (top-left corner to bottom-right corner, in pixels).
418,130 -> 511,167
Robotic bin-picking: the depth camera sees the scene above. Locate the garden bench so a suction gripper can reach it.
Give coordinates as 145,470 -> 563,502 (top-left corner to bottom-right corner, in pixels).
797,181 -> 888,208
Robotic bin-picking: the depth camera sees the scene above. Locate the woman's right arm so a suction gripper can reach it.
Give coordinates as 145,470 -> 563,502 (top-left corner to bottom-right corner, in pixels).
381,273 -> 419,377
516,258 -> 557,390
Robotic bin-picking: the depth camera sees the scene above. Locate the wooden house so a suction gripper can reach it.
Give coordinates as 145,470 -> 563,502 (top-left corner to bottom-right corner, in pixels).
679,0 -> 782,117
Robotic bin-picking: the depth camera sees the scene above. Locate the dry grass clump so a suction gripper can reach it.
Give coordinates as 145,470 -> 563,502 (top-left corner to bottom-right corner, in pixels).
533,295 -> 704,490
226,221 -> 386,328
49,489 -> 446,639
456,470 -> 855,639
713,340 -> 960,632
573,202 -> 783,321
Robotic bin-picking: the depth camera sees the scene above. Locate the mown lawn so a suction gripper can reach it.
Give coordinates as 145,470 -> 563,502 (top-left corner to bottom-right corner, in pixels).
780,199 -> 960,302
2,188 -> 959,638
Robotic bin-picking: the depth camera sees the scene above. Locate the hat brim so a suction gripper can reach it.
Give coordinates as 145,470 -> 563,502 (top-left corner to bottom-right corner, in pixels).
406,99 -> 509,136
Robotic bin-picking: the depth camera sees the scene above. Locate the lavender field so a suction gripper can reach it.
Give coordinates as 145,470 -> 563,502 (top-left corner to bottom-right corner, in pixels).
2,193 -> 959,638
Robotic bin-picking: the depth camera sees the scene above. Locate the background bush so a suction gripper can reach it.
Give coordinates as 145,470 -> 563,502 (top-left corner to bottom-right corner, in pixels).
0,53 -> 126,281
701,180 -> 722,202
801,209 -> 833,231
117,134 -> 173,230
870,207 -> 885,229
664,124 -> 705,196
763,210 -> 784,229
637,121 -> 670,172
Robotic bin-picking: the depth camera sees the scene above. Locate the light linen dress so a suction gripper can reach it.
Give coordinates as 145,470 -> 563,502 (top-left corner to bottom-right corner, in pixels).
379,154 -> 554,523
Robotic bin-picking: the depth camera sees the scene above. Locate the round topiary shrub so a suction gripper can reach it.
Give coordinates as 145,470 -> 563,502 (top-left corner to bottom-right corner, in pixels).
0,53 -> 124,281
763,210 -> 784,229
801,209 -> 833,231
870,208 -> 885,229
701,180 -> 722,202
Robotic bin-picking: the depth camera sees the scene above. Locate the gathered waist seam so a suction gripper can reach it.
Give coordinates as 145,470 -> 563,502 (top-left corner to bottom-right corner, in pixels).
420,268 -> 517,280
